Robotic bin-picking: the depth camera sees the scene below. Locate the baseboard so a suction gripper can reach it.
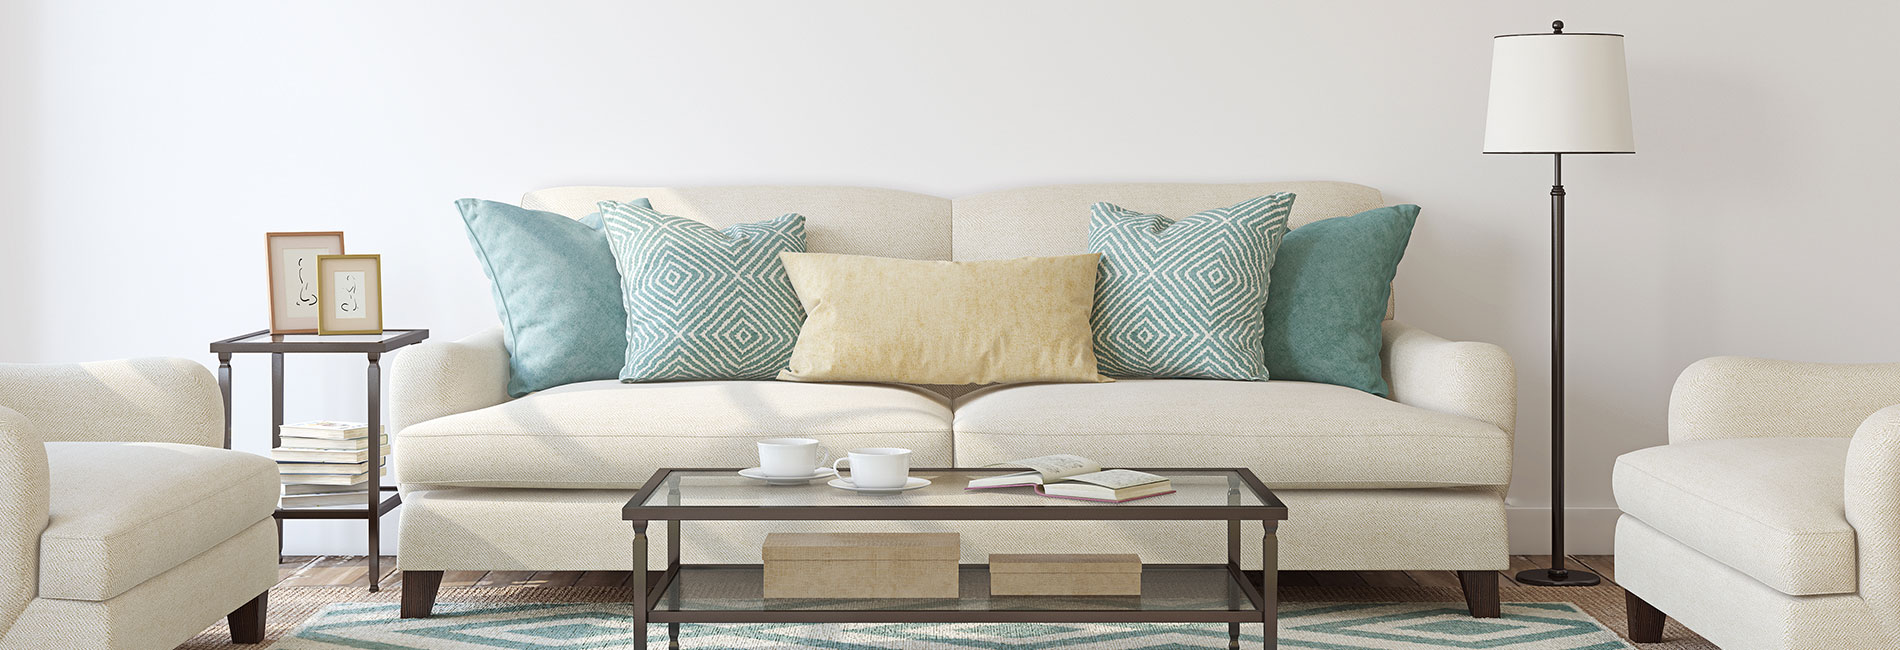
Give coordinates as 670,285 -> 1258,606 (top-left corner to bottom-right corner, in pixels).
1507,506 -> 1620,555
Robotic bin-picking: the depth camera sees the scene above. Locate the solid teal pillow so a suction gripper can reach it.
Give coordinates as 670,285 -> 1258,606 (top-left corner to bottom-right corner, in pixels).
1262,204 -> 1419,396
457,198 -> 650,397
600,200 -> 807,382
1088,194 -> 1295,380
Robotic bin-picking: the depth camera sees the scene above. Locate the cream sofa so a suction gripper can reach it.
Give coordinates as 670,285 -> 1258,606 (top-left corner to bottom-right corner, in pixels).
0,358 -> 279,649
1615,357 -> 1900,649
391,182 -> 1517,617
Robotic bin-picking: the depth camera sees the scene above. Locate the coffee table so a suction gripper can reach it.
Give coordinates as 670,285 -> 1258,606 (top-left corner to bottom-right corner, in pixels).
623,467 -> 1288,649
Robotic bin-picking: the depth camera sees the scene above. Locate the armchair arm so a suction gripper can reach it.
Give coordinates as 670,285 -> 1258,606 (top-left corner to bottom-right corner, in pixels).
1380,321 -> 1516,436
0,405 -> 49,637
390,327 -> 512,435
1668,357 -> 1900,443
1845,404 -> 1900,639
0,358 -> 221,446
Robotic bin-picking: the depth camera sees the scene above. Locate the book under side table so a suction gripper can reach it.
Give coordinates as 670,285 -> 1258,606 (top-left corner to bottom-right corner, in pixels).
619,467 -> 1288,650
210,328 -> 429,592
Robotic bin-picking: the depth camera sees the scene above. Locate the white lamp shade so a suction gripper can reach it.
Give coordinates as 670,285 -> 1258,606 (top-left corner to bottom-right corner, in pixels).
1484,32 -> 1634,154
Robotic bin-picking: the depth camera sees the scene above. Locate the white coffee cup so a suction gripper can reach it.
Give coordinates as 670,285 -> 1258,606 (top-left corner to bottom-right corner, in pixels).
757,438 -> 830,477
832,447 -> 912,489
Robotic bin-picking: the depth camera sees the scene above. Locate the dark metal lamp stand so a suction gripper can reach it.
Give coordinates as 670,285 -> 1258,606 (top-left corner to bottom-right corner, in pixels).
1514,153 -> 1601,587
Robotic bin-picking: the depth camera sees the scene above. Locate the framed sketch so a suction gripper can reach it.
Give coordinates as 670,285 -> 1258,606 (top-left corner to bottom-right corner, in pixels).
266,231 -> 346,334
317,254 -> 384,335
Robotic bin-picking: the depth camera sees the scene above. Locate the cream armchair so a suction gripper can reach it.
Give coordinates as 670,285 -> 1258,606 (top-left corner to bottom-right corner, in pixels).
1,358 -> 280,649
1614,356 -> 1900,649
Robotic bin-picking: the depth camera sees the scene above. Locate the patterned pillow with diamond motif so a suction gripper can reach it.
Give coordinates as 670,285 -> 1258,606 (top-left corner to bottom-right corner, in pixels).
1087,193 -> 1295,380
599,200 -> 807,382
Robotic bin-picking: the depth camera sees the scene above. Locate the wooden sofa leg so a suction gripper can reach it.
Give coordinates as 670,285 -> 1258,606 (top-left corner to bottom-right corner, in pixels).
228,591 -> 267,643
1626,589 -> 1665,642
1458,570 -> 1501,618
402,571 -> 444,618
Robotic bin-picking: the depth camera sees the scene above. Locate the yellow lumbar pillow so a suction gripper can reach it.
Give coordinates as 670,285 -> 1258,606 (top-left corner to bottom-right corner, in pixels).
777,252 -> 1111,385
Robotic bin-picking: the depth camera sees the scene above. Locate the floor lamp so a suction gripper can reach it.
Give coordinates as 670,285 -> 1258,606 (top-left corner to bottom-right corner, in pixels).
1483,20 -> 1634,587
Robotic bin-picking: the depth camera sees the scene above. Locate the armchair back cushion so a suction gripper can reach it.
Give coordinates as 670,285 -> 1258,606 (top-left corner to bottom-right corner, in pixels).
1670,357 -> 1900,443
0,358 -> 221,447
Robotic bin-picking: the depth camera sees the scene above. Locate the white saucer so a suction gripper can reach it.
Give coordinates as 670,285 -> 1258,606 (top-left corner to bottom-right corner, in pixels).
827,477 -> 931,494
738,467 -> 838,486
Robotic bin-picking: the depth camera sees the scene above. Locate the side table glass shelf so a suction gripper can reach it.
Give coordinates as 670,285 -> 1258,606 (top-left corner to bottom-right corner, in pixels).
210,328 -> 429,592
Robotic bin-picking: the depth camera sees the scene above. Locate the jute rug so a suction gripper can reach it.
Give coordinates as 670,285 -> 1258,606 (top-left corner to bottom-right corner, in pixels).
180,584 -> 1716,649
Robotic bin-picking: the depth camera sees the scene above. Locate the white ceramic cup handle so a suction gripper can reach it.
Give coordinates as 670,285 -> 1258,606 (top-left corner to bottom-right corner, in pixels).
832,457 -> 849,482
815,445 -> 832,467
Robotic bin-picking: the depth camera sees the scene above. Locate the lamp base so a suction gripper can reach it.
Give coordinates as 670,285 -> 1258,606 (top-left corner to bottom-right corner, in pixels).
1514,568 -> 1602,587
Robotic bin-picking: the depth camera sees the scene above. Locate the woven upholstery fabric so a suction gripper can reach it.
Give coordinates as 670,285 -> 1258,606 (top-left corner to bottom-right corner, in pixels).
1617,515 -> 1896,650
1088,194 -> 1292,380
524,186 -> 950,261
389,327 -> 512,437
0,519 -> 276,650
399,486 -> 1503,572
0,407 -> 47,636
1846,404 -> 1900,642
954,379 -> 1511,489
457,198 -> 651,397
1614,438 -> 1856,595
1380,321 -> 1517,437
601,202 -> 807,382
1669,356 -> 1900,443
951,181 -> 1394,319
777,253 -> 1108,385
0,358 -> 221,446
38,442 -> 279,601
395,380 -> 952,489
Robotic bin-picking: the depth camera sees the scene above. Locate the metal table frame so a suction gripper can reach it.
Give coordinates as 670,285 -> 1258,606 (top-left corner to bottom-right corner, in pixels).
622,467 -> 1288,649
210,328 -> 428,591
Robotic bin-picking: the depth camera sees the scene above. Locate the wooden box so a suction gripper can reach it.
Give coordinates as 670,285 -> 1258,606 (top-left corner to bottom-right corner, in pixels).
989,553 -> 1142,596
762,532 -> 960,599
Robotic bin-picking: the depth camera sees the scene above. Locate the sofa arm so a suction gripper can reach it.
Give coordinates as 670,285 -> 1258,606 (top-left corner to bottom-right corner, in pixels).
1380,321 -> 1516,436
1668,357 -> 1900,444
390,327 -> 512,435
0,405 -> 49,637
0,358 -> 222,447
1846,405 -> 1900,638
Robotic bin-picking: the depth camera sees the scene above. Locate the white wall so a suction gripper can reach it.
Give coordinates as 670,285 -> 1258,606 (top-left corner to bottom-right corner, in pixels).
4,0 -> 1898,555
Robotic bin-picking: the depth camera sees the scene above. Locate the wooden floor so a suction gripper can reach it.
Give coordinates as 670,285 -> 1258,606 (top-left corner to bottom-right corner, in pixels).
275,554 -> 1621,591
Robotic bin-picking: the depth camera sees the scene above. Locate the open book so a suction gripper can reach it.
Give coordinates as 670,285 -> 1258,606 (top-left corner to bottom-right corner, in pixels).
965,454 -> 1173,503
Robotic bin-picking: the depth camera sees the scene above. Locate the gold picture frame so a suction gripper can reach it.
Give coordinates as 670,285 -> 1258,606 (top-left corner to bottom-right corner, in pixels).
316,254 -> 384,335
266,231 -> 345,334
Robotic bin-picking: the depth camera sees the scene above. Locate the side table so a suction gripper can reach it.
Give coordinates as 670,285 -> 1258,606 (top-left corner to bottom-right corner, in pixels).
210,328 -> 429,592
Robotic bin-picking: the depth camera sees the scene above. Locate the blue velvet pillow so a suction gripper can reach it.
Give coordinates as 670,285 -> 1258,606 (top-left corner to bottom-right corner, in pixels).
1261,204 -> 1419,396
457,198 -> 651,397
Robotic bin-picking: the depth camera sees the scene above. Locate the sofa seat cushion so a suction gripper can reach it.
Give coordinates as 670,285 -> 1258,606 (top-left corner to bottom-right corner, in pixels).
396,380 -> 954,489
952,379 -> 1511,489
1613,438 -> 1855,596
39,442 -> 279,601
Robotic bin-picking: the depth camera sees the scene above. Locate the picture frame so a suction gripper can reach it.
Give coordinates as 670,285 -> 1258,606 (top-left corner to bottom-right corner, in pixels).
266,231 -> 346,334
316,254 -> 384,335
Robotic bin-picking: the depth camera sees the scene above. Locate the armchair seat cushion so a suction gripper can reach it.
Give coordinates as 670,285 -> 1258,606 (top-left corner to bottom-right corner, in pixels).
1613,437 -> 1855,596
38,442 -> 279,601
952,379 -> 1511,489
395,380 -> 954,489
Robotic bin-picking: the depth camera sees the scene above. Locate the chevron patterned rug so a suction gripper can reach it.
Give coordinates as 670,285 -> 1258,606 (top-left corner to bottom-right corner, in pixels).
272,601 -> 1632,649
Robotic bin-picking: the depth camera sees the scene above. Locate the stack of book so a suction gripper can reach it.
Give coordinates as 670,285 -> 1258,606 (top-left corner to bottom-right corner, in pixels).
274,421 -> 388,508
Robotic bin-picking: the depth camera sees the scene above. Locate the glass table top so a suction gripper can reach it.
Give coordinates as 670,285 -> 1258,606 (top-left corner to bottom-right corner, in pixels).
636,469 -> 1273,510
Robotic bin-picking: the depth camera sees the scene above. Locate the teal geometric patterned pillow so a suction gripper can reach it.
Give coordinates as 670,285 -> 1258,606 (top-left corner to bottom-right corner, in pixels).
1088,193 -> 1296,380
599,201 -> 807,382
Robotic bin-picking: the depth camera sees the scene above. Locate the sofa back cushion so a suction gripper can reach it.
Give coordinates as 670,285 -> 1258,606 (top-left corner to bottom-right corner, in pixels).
952,181 -> 1392,317
522,185 -> 951,261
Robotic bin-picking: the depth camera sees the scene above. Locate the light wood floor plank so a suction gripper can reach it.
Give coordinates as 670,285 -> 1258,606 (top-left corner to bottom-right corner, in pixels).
278,556 -> 361,588
575,571 -> 634,587
476,571 -> 537,588
526,572 -> 585,588
442,571 -> 489,589
1574,555 -> 1618,584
